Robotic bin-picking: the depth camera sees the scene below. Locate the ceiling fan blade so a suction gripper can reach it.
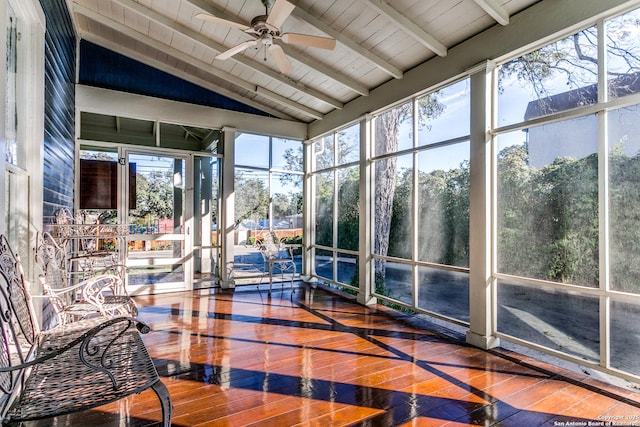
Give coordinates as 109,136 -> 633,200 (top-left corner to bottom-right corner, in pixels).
281,33 -> 336,50
216,40 -> 259,60
195,12 -> 250,31
268,44 -> 293,74
266,0 -> 295,29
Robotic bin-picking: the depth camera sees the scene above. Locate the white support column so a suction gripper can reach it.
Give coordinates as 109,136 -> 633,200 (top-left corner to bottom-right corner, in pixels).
466,62 -> 500,350
357,115 -> 376,306
302,139 -> 316,282
597,18 -> 610,371
220,127 -> 236,289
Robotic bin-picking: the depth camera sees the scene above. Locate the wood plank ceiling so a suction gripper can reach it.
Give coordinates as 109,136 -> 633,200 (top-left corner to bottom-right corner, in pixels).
68,0 -> 540,123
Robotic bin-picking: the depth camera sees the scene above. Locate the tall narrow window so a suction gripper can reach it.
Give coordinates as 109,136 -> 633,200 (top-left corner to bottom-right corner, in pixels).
5,4 -> 17,166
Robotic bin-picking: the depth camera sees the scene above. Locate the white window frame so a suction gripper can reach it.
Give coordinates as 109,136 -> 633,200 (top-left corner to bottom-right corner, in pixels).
0,0 -> 45,283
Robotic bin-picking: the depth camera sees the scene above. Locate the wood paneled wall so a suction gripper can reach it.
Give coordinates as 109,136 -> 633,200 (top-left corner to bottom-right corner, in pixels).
40,0 -> 76,224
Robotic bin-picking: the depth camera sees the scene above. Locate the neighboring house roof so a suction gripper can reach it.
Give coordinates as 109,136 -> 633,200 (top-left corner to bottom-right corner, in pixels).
524,72 -> 640,120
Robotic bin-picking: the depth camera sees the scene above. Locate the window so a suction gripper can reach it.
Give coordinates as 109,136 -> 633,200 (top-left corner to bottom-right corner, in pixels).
369,79 -> 471,320
1,0 -> 44,274
5,3 -> 17,166
494,7 -> 640,377
232,133 -> 303,283
498,25 -> 599,127
311,123 -> 360,289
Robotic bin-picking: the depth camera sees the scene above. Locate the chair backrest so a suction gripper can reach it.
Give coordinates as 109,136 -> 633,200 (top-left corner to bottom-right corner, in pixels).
54,207 -> 76,225
34,232 -> 75,311
259,231 -> 283,261
0,235 -> 39,414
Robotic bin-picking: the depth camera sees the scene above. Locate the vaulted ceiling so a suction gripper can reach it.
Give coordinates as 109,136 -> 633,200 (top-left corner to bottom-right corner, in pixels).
68,0 -> 540,124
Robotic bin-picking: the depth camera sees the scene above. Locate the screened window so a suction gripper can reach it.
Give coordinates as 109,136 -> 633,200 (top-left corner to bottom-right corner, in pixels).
370,79 -> 471,322
606,7 -> 640,99
497,26 -> 599,127
311,123 -> 360,288
232,133 -> 303,282
5,3 -> 17,166
494,7 -> 640,378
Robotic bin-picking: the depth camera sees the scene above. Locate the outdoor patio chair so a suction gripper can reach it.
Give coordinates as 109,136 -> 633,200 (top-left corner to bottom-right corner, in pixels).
258,231 -> 296,294
34,231 -> 138,325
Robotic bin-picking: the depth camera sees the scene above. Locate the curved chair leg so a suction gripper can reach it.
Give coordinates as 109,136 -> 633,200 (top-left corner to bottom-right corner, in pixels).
291,262 -> 296,293
151,379 -> 173,427
268,261 -> 274,294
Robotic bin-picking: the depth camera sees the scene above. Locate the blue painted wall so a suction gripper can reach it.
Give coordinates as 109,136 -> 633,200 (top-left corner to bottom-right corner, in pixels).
79,40 -> 269,116
39,0 -> 76,224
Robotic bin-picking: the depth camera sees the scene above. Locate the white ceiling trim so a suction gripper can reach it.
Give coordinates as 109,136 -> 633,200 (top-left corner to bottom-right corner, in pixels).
473,0 -> 510,25
72,3 -> 324,120
184,0 -> 369,96
76,85 -> 308,140
110,0 -> 344,110
363,0 -> 447,57
288,2 -> 403,79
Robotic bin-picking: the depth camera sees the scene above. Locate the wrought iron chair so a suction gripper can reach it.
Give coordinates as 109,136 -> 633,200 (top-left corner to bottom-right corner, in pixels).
53,208 -> 121,277
34,232 -> 138,325
257,231 -> 296,293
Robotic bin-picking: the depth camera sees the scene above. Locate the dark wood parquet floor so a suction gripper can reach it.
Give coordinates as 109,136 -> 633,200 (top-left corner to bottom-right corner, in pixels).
25,284 -> 640,426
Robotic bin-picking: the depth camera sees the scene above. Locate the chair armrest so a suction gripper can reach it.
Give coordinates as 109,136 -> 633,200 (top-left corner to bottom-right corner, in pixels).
81,274 -> 125,308
0,316 -> 136,374
39,275 -> 92,296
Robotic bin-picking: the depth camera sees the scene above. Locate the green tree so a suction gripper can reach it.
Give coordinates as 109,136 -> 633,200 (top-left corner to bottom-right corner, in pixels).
609,145 -> 640,292
235,173 -> 269,226
132,170 -> 174,219
337,167 -> 359,251
375,94 -> 444,276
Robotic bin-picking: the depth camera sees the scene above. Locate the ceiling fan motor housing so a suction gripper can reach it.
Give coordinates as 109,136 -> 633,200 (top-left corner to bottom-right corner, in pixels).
249,15 -> 281,39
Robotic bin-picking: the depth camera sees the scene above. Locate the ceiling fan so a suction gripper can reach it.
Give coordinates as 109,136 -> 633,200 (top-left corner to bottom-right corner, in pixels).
196,0 -> 336,74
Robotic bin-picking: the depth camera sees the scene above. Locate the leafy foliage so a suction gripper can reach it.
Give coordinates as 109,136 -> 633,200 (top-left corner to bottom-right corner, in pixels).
497,144 -> 600,286
131,171 -> 174,219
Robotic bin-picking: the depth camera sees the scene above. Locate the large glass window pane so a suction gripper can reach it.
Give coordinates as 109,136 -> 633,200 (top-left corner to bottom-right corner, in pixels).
337,123 -> 359,165
418,79 -> 470,146
375,102 -> 413,156
606,7 -> 640,99
417,267 -> 469,323
337,253 -> 358,287
376,260 -> 412,307
609,104 -> 640,294
497,116 -> 599,287
610,300 -> 640,375
272,172 -> 302,231
5,169 -> 28,263
233,167 -> 268,281
374,154 -> 413,260
235,167 -> 269,235
194,156 -> 219,287
315,171 -> 333,247
417,142 -> 470,267
337,166 -> 359,251
235,133 -> 269,168
233,134 -> 303,284
5,4 -> 17,166
314,135 -> 334,170
497,279 -> 600,363
498,26 -> 599,127
272,138 -> 302,171
315,249 -> 334,281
